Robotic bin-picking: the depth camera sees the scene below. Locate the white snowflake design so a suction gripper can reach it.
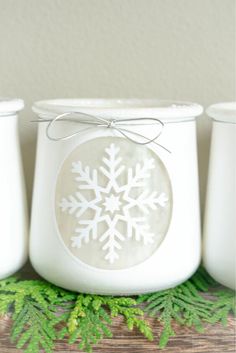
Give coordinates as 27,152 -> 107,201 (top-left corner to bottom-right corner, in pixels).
59,143 -> 168,264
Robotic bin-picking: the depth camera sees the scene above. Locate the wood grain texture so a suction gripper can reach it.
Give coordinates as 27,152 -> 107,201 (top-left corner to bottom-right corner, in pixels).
0,264 -> 235,353
0,314 -> 235,353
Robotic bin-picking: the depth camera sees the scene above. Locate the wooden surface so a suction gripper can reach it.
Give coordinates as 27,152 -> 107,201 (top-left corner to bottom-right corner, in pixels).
0,264 -> 235,353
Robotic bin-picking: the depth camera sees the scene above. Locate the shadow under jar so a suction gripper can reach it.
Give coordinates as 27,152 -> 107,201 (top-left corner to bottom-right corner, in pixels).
30,99 -> 202,295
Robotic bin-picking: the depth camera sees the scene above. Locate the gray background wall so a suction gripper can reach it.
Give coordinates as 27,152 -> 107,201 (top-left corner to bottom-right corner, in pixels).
0,0 -> 235,211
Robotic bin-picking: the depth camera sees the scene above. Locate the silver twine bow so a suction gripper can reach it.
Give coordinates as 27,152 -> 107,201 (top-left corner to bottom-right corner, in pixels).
33,112 -> 170,153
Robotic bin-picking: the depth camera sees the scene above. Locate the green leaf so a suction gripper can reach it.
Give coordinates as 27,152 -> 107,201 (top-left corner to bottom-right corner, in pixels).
189,266 -> 217,291
0,277 -> 70,353
66,294 -> 152,352
0,267 -> 235,353
209,289 -> 236,325
138,267 -> 235,348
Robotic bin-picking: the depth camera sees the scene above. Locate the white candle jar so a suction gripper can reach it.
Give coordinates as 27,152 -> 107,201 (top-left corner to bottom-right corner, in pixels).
0,98 -> 28,279
203,103 -> 236,290
30,99 -> 202,294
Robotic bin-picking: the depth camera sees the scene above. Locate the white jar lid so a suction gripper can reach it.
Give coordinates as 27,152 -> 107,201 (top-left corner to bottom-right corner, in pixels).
33,99 -> 203,122
0,98 -> 24,116
207,102 -> 236,124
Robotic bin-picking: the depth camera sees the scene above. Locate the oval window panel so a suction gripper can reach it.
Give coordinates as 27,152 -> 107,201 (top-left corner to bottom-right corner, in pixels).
55,137 -> 172,270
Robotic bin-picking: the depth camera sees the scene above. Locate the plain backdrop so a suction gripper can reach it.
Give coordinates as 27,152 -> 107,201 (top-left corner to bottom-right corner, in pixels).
0,0 -> 235,213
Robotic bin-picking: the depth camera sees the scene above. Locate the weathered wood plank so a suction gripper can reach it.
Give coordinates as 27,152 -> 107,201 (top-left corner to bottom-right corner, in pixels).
0,314 -> 235,353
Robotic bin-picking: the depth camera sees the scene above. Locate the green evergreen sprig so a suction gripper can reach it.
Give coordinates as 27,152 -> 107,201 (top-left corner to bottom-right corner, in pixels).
0,277 -> 152,353
0,279 -> 74,353
210,289 -> 236,325
138,268 -> 235,348
58,294 -> 153,353
0,267 -> 235,353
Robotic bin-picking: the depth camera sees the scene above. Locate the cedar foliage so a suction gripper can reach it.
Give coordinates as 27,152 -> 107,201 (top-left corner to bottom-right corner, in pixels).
138,267 -> 235,348
0,267 -> 235,352
0,277 -> 152,352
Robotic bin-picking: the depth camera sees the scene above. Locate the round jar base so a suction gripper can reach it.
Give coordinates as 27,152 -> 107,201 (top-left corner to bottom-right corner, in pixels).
30,255 -> 201,295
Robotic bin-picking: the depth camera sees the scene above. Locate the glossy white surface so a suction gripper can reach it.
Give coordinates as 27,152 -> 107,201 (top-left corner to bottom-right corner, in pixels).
33,99 -> 203,122
30,100 -> 202,294
0,98 -> 24,116
206,102 -> 236,124
0,100 -> 28,279
203,112 -> 236,289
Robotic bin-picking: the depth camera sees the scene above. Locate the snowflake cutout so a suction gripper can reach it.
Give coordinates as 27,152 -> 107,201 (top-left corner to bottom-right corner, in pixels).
59,143 -> 168,264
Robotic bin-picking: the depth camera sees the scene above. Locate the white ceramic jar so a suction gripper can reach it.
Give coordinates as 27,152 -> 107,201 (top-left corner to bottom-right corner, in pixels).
0,98 -> 28,279
30,99 -> 202,294
203,102 -> 236,290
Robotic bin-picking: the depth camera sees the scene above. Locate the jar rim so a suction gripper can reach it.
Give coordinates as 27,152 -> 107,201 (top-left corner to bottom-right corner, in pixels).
207,102 -> 236,124
32,99 -> 203,122
0,98 -> 24,116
